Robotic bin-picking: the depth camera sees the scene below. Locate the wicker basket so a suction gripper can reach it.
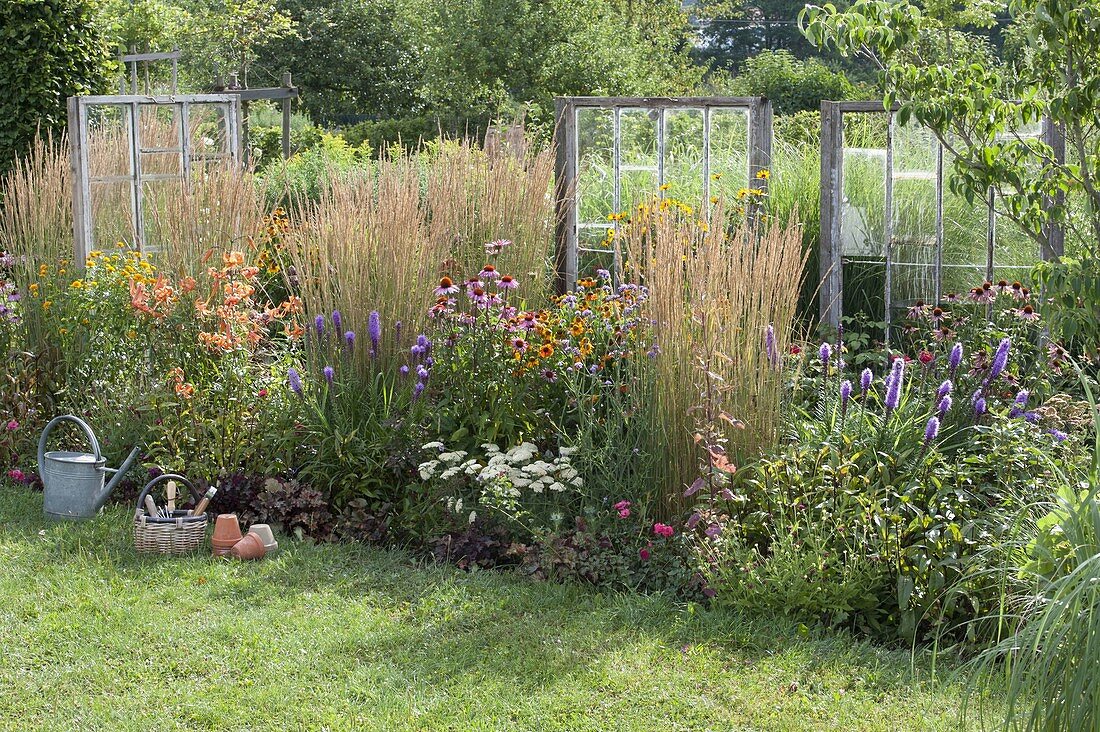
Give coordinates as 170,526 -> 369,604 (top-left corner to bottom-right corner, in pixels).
134,474 -> 208,554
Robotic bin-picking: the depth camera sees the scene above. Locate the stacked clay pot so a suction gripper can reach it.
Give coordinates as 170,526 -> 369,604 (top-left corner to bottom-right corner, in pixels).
211,514 -> 243,556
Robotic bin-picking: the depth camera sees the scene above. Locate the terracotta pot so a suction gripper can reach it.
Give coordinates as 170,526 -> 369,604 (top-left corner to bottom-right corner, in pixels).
229,532 -> 267,560
249,523 -> 278,554
212,514 -> 242,542
211,514 -> 243,557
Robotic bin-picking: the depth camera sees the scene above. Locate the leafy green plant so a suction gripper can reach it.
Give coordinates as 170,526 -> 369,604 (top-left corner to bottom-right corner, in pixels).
0,0 -> 111,173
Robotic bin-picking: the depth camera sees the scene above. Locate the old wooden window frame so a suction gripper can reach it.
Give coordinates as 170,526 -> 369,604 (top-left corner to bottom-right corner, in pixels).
818,100 -> 1064,337
553,96 -> 773,293
68,94 -> 243,264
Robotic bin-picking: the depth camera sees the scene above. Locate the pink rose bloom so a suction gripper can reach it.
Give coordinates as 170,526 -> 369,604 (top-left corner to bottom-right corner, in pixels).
613,500 -> 631,519
7,469 -> 25,483
639,546 -> 650,561
653,522 -> 674,538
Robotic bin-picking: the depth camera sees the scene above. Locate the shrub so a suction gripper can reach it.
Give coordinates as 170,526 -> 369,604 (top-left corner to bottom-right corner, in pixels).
724,50 -> 864,116
0,0 -> 112,173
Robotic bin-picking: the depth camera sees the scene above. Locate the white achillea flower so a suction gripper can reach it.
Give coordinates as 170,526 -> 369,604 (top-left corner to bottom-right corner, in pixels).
418,460 -> 440,480
422,441 -> 444,451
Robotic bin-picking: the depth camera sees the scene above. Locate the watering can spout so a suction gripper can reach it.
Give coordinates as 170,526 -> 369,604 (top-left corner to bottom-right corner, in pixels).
96,445 -> 142,511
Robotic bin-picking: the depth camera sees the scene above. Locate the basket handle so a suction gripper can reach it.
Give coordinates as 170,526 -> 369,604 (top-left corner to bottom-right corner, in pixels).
135,474 -> 201,513
38,415 -> 102,470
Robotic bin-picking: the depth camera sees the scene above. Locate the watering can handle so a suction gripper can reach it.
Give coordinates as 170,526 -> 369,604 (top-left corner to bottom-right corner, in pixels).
135,474 -> 202,512
38,415 -> 102,470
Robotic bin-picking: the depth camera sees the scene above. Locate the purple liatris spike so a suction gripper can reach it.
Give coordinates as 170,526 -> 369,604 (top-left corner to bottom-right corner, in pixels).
331,310 -> 342,333
974,397 -> 987,416
840,380 -> 852,413
395,320 -> 403,342
344,330 -> 355,350
399,365 -> 409,376
860,368 -> 873,395
885,358 -> 904,412
765,324 -> 777,367
936,379 -> 953,401
287,367 -> 302,396
949,342 -> 963,372
314,314 -> 325,337
937,394 -> 952,416
989,337 -> 1011,380
368,311 -> 382,355
323,366 -> 334,384
819,342 -> 832,370
924,416 -> 940,443
413,381 -> 425,400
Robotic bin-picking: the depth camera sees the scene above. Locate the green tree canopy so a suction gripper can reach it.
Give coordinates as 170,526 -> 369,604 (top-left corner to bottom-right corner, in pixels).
0,0 -> 112,172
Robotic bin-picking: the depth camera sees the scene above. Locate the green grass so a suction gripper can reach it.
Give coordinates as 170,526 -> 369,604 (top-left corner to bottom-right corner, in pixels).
0,486 -> 988,731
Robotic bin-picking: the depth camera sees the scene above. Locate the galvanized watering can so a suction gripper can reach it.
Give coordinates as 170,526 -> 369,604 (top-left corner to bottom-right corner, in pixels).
38,415 -> 141,520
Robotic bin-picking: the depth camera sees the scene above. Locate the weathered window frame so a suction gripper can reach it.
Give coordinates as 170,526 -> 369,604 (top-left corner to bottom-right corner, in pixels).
818,100 -> 1065,337
67,94 -> 243,264
553,96 -> 773,293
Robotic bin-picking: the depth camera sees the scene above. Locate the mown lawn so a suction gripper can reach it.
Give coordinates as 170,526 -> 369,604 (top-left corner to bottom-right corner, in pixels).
0,486 -> 992,731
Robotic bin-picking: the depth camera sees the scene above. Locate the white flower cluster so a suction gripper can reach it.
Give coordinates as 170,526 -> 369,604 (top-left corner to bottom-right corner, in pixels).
418,441 -> 583,495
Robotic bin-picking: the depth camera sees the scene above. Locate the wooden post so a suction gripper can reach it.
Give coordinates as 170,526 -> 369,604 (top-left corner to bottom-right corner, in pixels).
818,101 -> 844,329
1041,117 -> 1066,259
553,97 -> 577,294
281,72 -> 293,159
68,96 -> 90,267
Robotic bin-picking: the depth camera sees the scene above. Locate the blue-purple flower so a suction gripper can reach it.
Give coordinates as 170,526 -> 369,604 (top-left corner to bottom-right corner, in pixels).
314,314 -> 325,337
288,367 -> 302,396
840,380 -> 852,414
368,311 -> 382,356
949,342 -> 964,373
331,310 -> 342,333
323,366 -> 335,384
1048,428 -> 1068,442
936,379 -> 953,401
937,394 -> 952,417
344,330 -> 356,350
885,358 -> 904,413
974,397 -> 987,416
924,416 -> 940,443
819,342 -> 832,370
765,325 -> 777,367
989,337 -> 1011,380
860,368 -> 873,396
1009,389 -> 1029,419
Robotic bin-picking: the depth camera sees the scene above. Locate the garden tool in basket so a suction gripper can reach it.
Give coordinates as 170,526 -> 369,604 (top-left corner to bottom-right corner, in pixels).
37,415 -> 141,520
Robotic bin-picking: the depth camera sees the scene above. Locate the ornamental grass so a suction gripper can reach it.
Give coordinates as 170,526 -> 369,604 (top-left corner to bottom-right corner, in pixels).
621,200 -> 807,511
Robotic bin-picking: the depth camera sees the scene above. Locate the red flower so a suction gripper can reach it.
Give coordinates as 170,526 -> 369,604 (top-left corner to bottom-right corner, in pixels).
639,545 -> 651,561
918,351 -> 934,365
258,388 -> 269,398
653,522 -> 674,538
789,345 -> 802,355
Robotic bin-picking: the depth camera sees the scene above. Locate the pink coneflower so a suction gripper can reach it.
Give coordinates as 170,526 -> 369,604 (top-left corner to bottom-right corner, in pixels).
934,325 -> 954,342
541,368 -> 557,382
1016,304 -> 1039,321
497,274 -> 518,290
968,287 -> 991,304
467,286 -> 488,306
512,337 -> 528,352
906,300 -> 927,320
464,277 -> 482,293
930,306 -> 945,327
944,292 -> 960,303
995,279 -> 1011,295
434,276 -> 460,296
485,239 -> 512,255
519,312 -> 537,331
479,264 -> 500,281
1010,281 -> 1025,300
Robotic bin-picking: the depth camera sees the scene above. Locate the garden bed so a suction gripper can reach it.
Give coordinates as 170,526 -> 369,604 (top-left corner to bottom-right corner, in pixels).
0,486 -> 986,731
